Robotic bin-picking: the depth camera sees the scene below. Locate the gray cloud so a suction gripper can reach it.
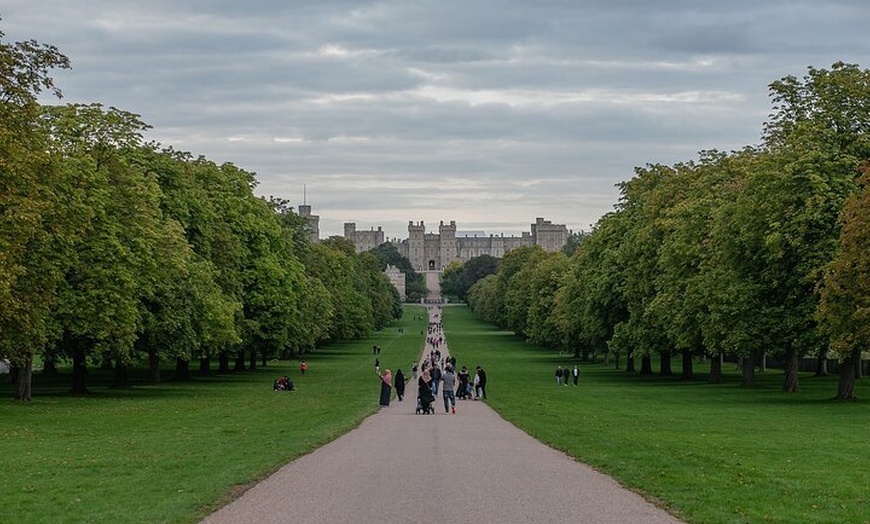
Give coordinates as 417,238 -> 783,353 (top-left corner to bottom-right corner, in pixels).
3,0 -> 868,239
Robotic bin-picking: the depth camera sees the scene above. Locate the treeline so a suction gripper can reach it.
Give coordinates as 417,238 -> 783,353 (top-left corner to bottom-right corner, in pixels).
0,31 -> 401,401
468,62 -> 870,400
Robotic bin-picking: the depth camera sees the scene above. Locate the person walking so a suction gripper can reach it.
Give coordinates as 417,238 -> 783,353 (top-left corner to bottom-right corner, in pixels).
431,365 -> 441,396
299,360 -> 307,375
457,365 -> 469,400
394,369 -> 406,401
374,358 -> 380,374
378,369 -> 392,407
572,365 -> 579,386
441,365 -> 457,414
476,366 -> 487,400
418,368 -> 435,413
555,366 -> 563,386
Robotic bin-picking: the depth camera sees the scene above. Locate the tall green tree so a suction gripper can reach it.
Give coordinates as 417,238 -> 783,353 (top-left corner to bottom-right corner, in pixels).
525,251 -> 569,350
0,29 -> 72,400
440,254 -> 499,302
817,166 -> 870,399
41,104 -> 165,393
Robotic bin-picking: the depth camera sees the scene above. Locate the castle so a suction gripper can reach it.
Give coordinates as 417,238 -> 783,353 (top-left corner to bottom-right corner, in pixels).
344,217 -> 570,271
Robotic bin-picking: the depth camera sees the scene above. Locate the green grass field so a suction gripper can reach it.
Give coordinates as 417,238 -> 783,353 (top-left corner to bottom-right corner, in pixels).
0,305 -> 429,524
442,305 -> 870,524
3,303 -> 868,523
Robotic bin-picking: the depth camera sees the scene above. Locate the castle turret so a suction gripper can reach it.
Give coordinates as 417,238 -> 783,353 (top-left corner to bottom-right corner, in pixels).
438,220 -> 458,269
408,221 -> 426,271
298,204 -> 319,242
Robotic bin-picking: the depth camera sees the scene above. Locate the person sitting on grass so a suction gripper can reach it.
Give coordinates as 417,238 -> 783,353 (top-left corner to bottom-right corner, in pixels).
274,375 -> 295,391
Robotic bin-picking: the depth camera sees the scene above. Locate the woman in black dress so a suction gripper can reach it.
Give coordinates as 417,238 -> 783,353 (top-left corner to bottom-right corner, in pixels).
394,369 -> 406,401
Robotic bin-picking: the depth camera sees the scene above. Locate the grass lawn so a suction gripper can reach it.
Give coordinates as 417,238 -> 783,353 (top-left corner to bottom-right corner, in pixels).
443,305 -> 870,524
0,305 -> 429,524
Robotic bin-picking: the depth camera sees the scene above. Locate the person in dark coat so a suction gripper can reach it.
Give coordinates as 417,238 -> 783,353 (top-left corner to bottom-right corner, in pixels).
418,369 -> 435,412
394,369 -> 406,401
476,366 -> 487,399
379,369 -> 392,407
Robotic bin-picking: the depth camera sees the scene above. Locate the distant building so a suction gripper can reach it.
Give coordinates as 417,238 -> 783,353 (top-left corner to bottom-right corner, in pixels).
384,265 -> 405,300
343,223 -> 385,253
343,217 -> 570,272
298,204 -> 320,243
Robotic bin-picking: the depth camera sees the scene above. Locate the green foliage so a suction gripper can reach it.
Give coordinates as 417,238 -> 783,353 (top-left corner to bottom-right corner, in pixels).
0,28 -> 406,398
817,166 -> 870,397
560,230 -> 587,257
0,29 -> 74,399
468,62 -> 870,397
524,252 -> 569,349
440,254 -> 499,302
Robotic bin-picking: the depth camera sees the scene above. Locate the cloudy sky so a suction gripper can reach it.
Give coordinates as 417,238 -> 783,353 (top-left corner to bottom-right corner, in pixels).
4,1 -> 869,239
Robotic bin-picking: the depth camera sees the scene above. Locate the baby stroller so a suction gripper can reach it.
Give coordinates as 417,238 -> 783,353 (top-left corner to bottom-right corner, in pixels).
416,389 -> 435,414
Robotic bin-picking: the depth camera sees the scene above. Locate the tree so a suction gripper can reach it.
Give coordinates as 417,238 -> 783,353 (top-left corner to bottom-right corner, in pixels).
525,252 -> 569,350
817,166 -> 870,399
305,239 -> 374,340
440,255 -> 499,302
0,28 -> 72,400
561,231 -> 587,257
759,63 -> 870,391
41,104 -> 164,393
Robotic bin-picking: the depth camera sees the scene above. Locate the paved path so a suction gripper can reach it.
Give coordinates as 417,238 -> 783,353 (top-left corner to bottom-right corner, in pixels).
201,307 -> 683,524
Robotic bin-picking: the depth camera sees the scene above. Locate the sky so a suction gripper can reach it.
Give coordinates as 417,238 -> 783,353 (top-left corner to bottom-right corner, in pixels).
3,1 -> 869,240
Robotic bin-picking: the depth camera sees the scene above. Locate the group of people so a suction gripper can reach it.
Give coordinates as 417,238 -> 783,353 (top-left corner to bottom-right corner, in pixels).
375,306 -> 489,414
273,375 -> 295,391
555,365 -> 579,386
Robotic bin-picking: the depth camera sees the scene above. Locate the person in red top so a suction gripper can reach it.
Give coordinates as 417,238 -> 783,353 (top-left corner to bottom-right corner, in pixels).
300,360 -> 308,375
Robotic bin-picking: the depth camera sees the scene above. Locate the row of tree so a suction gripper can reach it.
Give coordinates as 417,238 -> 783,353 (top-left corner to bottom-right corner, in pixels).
1,30 -> 402,400
467,62 -> 870,399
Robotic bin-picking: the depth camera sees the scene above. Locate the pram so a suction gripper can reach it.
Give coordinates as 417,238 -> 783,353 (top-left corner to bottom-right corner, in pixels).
416,389 -> 435,414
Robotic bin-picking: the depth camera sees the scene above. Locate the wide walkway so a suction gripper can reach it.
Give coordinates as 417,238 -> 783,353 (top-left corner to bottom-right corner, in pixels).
201,306 -> 683,524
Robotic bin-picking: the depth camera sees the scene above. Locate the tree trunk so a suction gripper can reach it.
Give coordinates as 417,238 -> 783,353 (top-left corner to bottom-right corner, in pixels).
199,357 -> 210,376
111,361 -> 131,389
148,351 -> 161,383
659,351 -> 673,376
639,355 -> 653,376
249,349 -> 257,371
233,350 -> 246,372
760,352 -> 767,372
709,353 -> 723,384
261,352 -> 267,367
15,354 -> 33,401
782,347 -> 799,393
626,352 -> 635,373
42,356 -> 58,376
681,350 -> 694,380
174,357 -> 192,381
218,352 -> 230,374
815,346 -> 829,377
613,353 -> 619,370
836,351 -> 858,400
741,353 -> 755,386
70,344 -> 89,395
